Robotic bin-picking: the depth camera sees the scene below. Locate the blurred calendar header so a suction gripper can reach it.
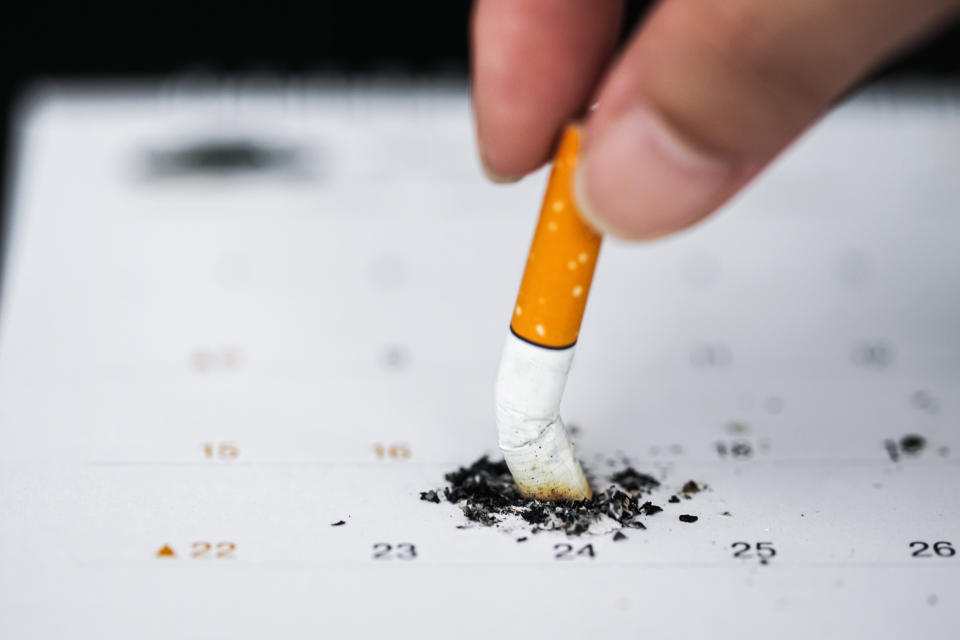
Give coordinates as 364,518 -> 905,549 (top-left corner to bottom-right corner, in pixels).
3,1 -> 960,208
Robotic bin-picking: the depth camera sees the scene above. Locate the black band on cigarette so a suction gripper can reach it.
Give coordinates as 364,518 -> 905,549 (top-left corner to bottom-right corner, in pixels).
509,325 -> 577,351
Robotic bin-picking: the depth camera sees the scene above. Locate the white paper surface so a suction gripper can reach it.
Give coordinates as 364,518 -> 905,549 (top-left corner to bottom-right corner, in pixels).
1,82 -> 959,639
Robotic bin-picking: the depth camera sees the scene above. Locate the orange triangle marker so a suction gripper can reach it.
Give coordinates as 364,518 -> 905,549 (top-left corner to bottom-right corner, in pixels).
156,544 -> 176,558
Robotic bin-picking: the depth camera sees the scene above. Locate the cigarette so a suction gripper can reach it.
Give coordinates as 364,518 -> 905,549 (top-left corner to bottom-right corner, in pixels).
495,126 -> 601,501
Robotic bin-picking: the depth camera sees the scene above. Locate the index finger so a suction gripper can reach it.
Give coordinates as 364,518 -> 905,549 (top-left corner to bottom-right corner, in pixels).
472,0 -> 623,180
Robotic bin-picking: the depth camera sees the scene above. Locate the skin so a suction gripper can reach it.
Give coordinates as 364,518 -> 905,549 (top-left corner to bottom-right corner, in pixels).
472,0 -> 960,240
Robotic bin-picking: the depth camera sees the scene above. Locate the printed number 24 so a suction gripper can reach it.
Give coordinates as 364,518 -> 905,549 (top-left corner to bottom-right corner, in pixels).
554,543 -> 595,559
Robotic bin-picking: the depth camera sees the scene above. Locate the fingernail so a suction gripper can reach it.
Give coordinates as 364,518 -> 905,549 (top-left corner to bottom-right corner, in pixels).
574,107 -> 736,240
477,139 -> 522,184
482,161 -> 522,184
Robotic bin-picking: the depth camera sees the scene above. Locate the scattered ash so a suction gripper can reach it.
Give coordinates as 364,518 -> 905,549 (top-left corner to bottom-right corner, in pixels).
516,537 -> 528,543
679,514 -> 698,523
610,468 -> 660,493
330,520 -> 346,526
422,455 -> 704,536
462,502 -> 500,526
884,434 -> 928,461
668,496 -> 681,504
613,531 -> 628,542
884,439 -> 900,462
720,511 -> 732,517
419,490 -> 441,504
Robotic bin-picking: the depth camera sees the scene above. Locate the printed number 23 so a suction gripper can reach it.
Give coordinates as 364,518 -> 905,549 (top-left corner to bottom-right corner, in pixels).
372,543 -> 417,560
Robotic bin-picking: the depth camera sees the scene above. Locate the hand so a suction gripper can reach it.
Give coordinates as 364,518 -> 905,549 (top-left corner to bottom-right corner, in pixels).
472,0 -> 960,239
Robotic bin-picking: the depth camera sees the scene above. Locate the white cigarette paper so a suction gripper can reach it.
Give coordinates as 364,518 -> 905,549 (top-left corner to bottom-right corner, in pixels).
494,332 -> 592,500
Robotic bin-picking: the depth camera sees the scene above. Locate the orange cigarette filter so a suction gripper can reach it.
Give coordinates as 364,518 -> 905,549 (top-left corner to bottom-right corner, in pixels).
510,126 -> 602,349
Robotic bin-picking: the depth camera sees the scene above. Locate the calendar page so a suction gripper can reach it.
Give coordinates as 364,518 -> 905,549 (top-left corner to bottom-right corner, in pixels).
1,81 -> 959,639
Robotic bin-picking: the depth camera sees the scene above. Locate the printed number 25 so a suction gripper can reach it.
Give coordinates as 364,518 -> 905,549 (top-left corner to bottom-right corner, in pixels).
732,541 -> 776,560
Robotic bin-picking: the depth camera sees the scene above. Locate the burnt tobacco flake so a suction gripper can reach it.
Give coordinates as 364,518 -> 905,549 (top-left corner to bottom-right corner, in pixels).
681,480 -> 702,495
638,501 -> 663,516
610,468 -> 661,494
900,434 -> 926,455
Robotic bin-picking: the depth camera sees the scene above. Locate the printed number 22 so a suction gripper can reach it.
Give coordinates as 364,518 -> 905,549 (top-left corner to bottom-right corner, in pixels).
191,541 -> 236,558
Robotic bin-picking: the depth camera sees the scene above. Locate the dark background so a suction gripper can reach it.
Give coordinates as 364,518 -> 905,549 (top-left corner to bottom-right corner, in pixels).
3,0 -> 960,196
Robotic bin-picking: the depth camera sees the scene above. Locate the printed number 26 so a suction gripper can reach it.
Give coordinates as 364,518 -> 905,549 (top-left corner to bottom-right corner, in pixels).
910,541 -> 955,558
